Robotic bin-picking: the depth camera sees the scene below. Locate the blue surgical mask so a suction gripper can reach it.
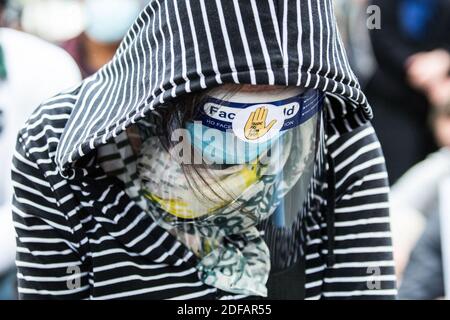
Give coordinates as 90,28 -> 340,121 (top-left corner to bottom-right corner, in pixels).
84,0 -> 142,44
186,122 -> 284,164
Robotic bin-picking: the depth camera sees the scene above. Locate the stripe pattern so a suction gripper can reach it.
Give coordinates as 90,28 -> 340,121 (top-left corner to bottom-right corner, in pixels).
12,91 -> 396,299
11,0 -> 396,299
54,0 -> 371,175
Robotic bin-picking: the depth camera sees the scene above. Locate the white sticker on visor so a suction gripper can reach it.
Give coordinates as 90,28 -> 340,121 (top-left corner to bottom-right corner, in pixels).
194,89 -> 325,144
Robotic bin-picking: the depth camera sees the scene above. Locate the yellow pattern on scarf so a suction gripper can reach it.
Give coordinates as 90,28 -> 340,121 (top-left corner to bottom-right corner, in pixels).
144,164 -> 260,219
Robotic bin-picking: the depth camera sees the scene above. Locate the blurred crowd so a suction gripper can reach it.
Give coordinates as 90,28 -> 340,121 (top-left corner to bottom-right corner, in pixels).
335,0 -> 450,300
0,0 -> 449,300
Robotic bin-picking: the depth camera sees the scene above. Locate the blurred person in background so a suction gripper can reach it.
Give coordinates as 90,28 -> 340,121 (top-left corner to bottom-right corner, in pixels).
368,0 -> 450,184
393,95 -> 450,299
389,81 -> 450,279
0,0 -> 81,299
62,0 -> 144,78
390,66 -> 450,298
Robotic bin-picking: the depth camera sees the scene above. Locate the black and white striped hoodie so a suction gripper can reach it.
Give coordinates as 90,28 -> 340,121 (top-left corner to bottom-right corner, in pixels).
11,0 -> 396,299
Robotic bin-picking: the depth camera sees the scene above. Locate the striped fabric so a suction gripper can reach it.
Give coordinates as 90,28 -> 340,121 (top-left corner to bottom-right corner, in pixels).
11,0 -> 397,299
55,0 -> 371,174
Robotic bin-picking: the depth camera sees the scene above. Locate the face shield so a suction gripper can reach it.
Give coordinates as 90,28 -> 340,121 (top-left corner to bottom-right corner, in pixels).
137,87 -> 325,297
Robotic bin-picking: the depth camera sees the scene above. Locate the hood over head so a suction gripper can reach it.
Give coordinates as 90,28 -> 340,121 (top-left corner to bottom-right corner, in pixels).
55,0 -> 372,175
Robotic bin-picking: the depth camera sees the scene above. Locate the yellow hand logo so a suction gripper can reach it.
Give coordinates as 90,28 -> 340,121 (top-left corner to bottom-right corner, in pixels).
244,107 -> 277,141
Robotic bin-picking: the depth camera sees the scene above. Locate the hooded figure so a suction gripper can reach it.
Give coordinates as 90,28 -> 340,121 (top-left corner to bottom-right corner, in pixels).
12,0 -> 396,299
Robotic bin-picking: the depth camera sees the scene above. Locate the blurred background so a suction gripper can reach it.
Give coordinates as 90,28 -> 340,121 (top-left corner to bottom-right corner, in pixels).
0,0 -> 449,300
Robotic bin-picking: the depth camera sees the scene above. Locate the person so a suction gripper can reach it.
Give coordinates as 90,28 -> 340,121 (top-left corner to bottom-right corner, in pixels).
12,1 -> 396,300
0,0 -> 81,299
368,0 -> 450,184
390,62 -> 450,279
62,0 -> 144,78
392,100 -> 450,299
